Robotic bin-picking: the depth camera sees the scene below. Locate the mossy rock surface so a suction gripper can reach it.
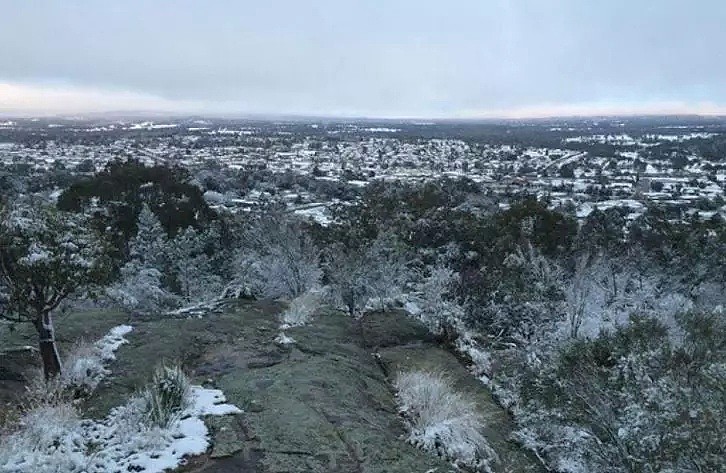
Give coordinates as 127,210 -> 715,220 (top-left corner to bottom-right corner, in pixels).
377,340 -> 545,473
1,301 -> 542,473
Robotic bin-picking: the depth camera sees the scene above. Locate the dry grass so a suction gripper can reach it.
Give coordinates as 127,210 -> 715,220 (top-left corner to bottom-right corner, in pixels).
395,370 -> 498,470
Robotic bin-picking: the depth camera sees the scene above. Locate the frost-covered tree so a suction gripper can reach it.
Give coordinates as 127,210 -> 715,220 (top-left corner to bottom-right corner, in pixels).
110,206 -> 226,312
325,234 -> 412,316
324,246 -> 373,317
230,216 -> 321,300
363,233 -> 410,310
0,203 -> 111,377
108,204 -> 178,313
418,265 -> 463,337
129,204 -> 168,270
169,226 -> 222,302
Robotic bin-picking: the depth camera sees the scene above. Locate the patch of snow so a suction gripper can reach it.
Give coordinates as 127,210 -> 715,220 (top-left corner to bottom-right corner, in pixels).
0,386 -> 240,473
275,332 -> 296,345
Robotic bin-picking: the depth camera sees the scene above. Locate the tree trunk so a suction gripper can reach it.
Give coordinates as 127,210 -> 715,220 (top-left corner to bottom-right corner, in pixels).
35,311 -> 62,378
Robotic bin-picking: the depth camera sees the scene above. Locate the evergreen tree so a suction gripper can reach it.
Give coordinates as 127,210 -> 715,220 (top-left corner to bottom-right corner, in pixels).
0,203 -> 111,377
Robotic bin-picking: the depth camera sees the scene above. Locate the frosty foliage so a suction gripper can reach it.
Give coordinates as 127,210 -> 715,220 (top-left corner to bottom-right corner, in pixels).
0,202 -> 111,324
142,363 -> 192,428
108,205 -> 178,312
280,290 -> 321,328
325,233 -> 411,316
514,311 -> 726,473
61,325 -> 133,395
230,217 -> 321,300
108,265 -> 179,313
61,340 -> 109,395
170,227 -> 223,302
417,265 -> 464,336
0,401 -> 89,473
274,332 -> 296,345
395,370 -> 498,471
467,244 -> 565,346
0,367 -> 240,473
108,204 -> 223,314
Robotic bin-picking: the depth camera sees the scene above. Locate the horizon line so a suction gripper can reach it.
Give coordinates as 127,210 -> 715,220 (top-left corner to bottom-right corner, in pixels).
2,109 -> 726,123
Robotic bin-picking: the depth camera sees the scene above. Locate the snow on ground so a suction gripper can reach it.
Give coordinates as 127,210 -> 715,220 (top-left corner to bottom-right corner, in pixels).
109,387 -> 241,472
62,325 -> 133,393
0,386 -> 241,473
96,325 -> 133,361
293,205 -> 332,226
0,322 -> 241,473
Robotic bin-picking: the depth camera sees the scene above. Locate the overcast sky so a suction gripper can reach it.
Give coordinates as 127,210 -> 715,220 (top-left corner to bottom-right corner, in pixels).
1,0 -> 725,118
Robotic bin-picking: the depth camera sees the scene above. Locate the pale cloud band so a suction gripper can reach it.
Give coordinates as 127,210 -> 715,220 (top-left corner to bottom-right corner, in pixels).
2,81 -> 726,119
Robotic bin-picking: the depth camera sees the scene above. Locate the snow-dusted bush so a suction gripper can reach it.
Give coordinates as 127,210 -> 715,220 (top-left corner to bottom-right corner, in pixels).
62,339 -> 109,394
418,265 -> 464,337
280,291 -> 321,328
230,217 -> 322,301
394,370 -> 497,470
516,311 -> 726,473
108,265 -> 180,313
274,332 -> 296,345
142,363 -> 192,428
61,325 -> 133,395
325,234 -> 412,316
0,401 -> 90,473
0,382 -> 240,473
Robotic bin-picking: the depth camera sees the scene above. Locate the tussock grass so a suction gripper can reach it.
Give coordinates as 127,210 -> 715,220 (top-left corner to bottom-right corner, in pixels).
395,370 -> 498,470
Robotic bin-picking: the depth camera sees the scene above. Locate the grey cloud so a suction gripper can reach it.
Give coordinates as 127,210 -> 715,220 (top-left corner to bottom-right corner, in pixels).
1,0 -> 724,116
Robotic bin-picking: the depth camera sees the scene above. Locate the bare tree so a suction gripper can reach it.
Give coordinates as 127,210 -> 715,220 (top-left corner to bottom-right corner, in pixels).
565,253 -> 591,338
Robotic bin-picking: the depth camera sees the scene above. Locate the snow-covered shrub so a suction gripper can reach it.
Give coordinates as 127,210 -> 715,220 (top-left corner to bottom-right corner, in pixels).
142,363 -> 192,428
394,370 -> 498,470
325,234 -> 413,316
0,401 -> 90,473
0,372 -> 240,473
363,233 -> 411,310
455,332 -> 494,382
23,369 -> 69,410
231,217 -> 322,300
108,265 -> 180,313
60,325 -> 132,395
61,339 -> 109,395
418,265 -> 464,338
516,311 -> 726,473
280,291 -> 321,328
274,332 -> 296,345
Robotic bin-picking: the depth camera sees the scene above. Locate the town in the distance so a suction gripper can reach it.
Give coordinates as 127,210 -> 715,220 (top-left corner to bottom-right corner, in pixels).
2,115 -> 725,224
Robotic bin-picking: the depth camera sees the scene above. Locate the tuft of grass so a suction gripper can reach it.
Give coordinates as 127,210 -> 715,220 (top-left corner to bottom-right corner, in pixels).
141,362 -> 191,428
62,338 -> 109,396
395,370 -> 498,470
280,291 -> 321,328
